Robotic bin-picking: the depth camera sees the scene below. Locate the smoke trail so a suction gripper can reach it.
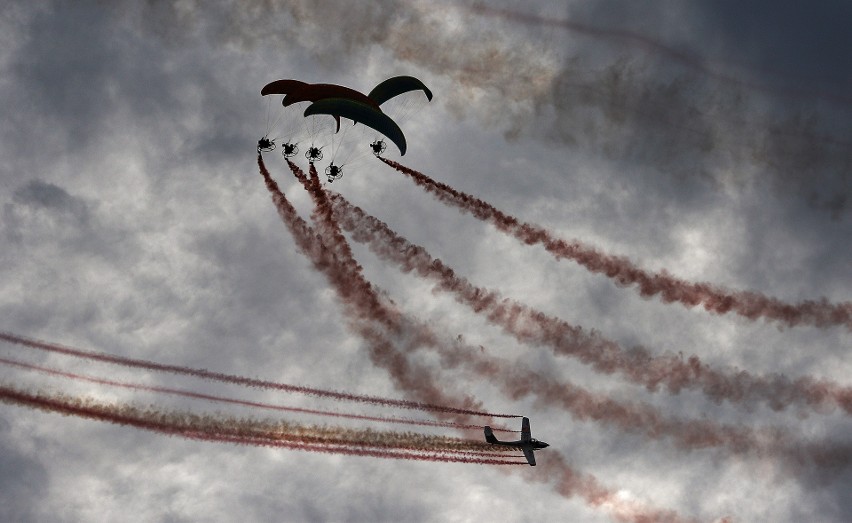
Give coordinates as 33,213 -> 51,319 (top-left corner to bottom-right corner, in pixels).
327,190 -> 852,417
195,432 -> 527,464
274,161 -> 852,473
287,159 -> 444,346
305,162 -> 362,270
297,192 -> 852,469
421,322 -> 852,474
0,384 -> 527,465
534,451 -> 702,523
261,154 -> 512,424
286,158 -> 530,431
0,356 -> 518,434
201,435 -> 529,465
1,383 -> 503,455
0,330 -> 511,419
380,158 -> 852,332
284,159 -> 406,333
267,157 -> 723,518
269,160 -> 852,473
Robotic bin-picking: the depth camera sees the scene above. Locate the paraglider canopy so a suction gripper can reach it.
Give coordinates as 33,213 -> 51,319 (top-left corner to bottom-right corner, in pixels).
284,83 -> 380,111
259,76 -> 431,169
304,98 -> 408,156
260,79 -> 309,97
368,76 -> 433,106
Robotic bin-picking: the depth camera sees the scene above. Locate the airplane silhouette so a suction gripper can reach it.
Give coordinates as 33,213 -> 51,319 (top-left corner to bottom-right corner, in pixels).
484,417 -> 549,466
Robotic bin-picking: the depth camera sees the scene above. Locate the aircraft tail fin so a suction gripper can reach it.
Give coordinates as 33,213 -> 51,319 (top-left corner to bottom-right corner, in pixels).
484,426 -> 499,444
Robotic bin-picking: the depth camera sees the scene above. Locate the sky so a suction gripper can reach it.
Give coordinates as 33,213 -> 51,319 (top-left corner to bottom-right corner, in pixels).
1,1 -> 851,521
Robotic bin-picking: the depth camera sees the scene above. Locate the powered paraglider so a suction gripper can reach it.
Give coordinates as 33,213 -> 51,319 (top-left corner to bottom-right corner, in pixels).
259,75 -> 432,181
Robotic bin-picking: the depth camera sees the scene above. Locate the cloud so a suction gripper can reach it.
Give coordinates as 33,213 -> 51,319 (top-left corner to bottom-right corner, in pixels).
13,180 -> 90,223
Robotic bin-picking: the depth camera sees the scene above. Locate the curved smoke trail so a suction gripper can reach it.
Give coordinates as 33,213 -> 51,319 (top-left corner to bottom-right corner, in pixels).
275,158 -> 852,474
261,155 -> 513,423
267,155 -> 698,522
326,190 -> 852,417
402,310 -> 852,474
380,158 -> 852,332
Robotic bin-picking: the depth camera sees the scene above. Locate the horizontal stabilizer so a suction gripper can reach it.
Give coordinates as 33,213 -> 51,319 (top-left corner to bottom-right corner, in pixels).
523,447 -> 536,466
484,426 -> 499,444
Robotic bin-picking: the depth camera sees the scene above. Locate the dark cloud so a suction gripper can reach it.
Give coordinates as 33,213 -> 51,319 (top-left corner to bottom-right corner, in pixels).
11,4 -> 115,142
13,180 -> 90,224
458,3 -> 852,223
689,0 -> 852,89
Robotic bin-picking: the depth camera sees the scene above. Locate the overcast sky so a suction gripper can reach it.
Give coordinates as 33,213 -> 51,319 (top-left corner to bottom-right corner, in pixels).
1,1 -> 850,521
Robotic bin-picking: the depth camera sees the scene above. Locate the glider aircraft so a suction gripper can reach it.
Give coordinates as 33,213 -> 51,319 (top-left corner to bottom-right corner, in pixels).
484,417 -> 549,466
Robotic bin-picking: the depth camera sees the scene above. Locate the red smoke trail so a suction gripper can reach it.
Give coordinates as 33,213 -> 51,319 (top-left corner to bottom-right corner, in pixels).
380,158 -> 852,332
0,384 -> 512,456
266,160 -> 700,521
306,162 -> 361,268
278,166 -> 852,473
468,4 -> 852,110
535,451 -> 701,523
283,159 -> 406,334
271,161 -> 851,472
327,191 -> 852,417
287,160 -> 456,355
174,430 -> 527,464
293,187 -> 851,469
0,356 -> 517,434
0,384 -> 527,465
195,434 -> 528,465
284,158 -> 518,427
261,155 -> 514,423
0,329 -> 510,419
420,321 -> 852,473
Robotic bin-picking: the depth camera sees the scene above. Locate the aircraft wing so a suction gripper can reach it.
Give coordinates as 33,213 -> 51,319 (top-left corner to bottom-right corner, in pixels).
523,446 -> 536,466
521,417 -> 532,442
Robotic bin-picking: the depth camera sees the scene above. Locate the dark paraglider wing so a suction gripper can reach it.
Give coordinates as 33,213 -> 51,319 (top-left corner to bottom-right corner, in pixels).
304,98 -> 408,156
368,76 -> 433,106
261,79 -> 309,96
284,83 -> 382,110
